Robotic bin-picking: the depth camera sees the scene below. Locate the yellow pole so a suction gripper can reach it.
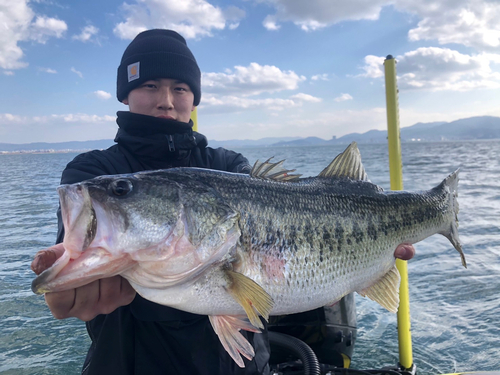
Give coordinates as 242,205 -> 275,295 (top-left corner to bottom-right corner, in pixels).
384,55 -> 414,370
191,107 -> 198,132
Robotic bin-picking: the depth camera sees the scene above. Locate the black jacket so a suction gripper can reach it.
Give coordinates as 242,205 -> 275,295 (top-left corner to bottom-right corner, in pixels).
57,112 -> 269,375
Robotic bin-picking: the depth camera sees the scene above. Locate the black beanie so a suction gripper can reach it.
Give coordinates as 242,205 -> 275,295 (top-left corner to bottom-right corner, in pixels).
117,29 -> 201,106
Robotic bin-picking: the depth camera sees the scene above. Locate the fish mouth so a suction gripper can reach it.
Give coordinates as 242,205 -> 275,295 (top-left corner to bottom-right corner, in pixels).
58,184 -> 97,255
31,246 -> 134,294
31,183 -> 134,294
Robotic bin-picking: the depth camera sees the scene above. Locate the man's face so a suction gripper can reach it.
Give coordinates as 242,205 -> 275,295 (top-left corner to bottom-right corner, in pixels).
123,78 -> 195,123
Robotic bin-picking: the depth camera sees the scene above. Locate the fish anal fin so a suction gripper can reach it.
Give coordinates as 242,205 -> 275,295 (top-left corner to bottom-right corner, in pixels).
319,142 -> 369,181
209,315 -> 260,368
250,158 -> 302,181
358,264 -> 401,313
226,270 -> 274,329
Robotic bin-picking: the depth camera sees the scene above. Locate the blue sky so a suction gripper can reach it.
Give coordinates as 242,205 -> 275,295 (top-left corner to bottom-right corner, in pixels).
1,0 -> 499,144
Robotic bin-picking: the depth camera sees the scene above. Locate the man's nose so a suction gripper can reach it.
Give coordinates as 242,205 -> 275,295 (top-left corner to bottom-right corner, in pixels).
157,88 -> 174,109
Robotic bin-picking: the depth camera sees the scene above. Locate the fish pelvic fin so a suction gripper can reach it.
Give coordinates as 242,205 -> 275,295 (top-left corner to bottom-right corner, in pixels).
250,158 -> 302,181
358,264 -> 401,313
226,270 -> 274,329
209,315 -> 260,368
437,169 -> 467,268
319,142 -> 369,181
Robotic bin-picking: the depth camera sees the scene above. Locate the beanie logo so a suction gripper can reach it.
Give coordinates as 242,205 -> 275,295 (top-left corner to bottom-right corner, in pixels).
127,62 -> 140,82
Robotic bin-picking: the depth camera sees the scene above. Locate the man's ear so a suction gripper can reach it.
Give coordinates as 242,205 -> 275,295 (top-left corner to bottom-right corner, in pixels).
122,98 -> 129,105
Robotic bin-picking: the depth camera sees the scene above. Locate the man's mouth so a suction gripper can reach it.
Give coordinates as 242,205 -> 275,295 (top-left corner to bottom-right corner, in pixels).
157,115 -> 175,120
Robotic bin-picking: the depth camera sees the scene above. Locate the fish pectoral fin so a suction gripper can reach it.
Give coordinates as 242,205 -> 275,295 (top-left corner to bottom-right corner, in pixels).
209,315 -> 260,368
226,270 -> 274,329
358,264 -> 401,313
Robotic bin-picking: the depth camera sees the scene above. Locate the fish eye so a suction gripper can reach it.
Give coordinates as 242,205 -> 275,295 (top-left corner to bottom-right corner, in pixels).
110,179 -> 133,197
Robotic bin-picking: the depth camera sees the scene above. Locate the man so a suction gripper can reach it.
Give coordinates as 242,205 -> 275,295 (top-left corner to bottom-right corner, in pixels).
31,29 -> 415,375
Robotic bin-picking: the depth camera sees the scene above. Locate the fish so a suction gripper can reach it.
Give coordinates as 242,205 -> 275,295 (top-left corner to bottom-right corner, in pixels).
32,142 -> 466,367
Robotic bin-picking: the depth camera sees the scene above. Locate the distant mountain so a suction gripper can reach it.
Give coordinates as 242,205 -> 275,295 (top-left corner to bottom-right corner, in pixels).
1,116 -> 499,152
0,137 -> 304,153
274,116 -> 500,146
0,139 -> 114,153
208,137 -> 302,148
272,137 -> 331,147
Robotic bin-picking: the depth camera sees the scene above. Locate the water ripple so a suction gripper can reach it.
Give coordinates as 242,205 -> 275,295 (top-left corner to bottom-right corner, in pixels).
2,143 -> 499,374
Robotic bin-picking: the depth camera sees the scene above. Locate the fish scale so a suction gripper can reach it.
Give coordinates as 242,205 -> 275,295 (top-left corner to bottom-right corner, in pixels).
32,142 -> 466,368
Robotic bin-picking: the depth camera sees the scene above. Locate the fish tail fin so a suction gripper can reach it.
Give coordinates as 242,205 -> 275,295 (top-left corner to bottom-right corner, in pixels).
438,169 -> 467,268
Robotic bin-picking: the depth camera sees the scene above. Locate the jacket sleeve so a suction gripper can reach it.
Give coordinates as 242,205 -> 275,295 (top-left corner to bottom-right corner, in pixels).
225,149 -> 252,174
205,147 -> 252,174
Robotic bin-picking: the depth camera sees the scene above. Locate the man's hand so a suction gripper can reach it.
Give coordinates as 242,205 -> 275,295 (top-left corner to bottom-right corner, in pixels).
394,243 -> 415,261
31,244 -> 136,321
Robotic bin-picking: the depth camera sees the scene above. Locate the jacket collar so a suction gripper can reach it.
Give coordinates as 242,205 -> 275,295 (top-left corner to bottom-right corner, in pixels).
114,111 -> 207,166
116,111 -> 193,136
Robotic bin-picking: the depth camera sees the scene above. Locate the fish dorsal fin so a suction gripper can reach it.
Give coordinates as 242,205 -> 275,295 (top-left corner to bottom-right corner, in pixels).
319,142 -> 369,181
225,269 -> 274,329
358,264 -> 401,313
250,158 -> 302,182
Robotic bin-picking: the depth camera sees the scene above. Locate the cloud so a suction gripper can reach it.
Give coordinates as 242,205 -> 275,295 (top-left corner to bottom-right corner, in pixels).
311,73 -> 329,81
113,0 -> 244,39
29,15 -> 67,43
93,90 -> 112,100
200,91 -> 321,113
38,67 -> 57,74
51,114 -> 116,123
0,113 -> 115,124
202,63 -> 306,96
0,0 -> 67,70
357,55 -> 386,78
259,0 -> 386,31
71,67 -> 83,79
0,113 -> 24,123
334,93 -> 353,102
224,5 -> 245,30
260,0 -> 500,52
359,47 -> 500,91
203,107 -> 390,141
292,108 -> 388,137
263,15 -> 280,31
0,113 -> 117,143
290,93 -> 322,102
72,25 -> 99,43
402,0 -> 500,51
397,47 -> 500,91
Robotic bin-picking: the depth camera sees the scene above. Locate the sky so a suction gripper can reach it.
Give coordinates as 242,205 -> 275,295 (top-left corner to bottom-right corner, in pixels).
1,0 -> 500,144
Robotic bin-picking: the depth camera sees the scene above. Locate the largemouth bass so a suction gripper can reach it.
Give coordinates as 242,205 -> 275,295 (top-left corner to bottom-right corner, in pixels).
32,142 -> 466,367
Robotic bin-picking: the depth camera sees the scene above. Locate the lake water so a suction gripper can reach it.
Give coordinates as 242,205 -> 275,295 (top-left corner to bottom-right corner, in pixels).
0,140 -> 499,374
